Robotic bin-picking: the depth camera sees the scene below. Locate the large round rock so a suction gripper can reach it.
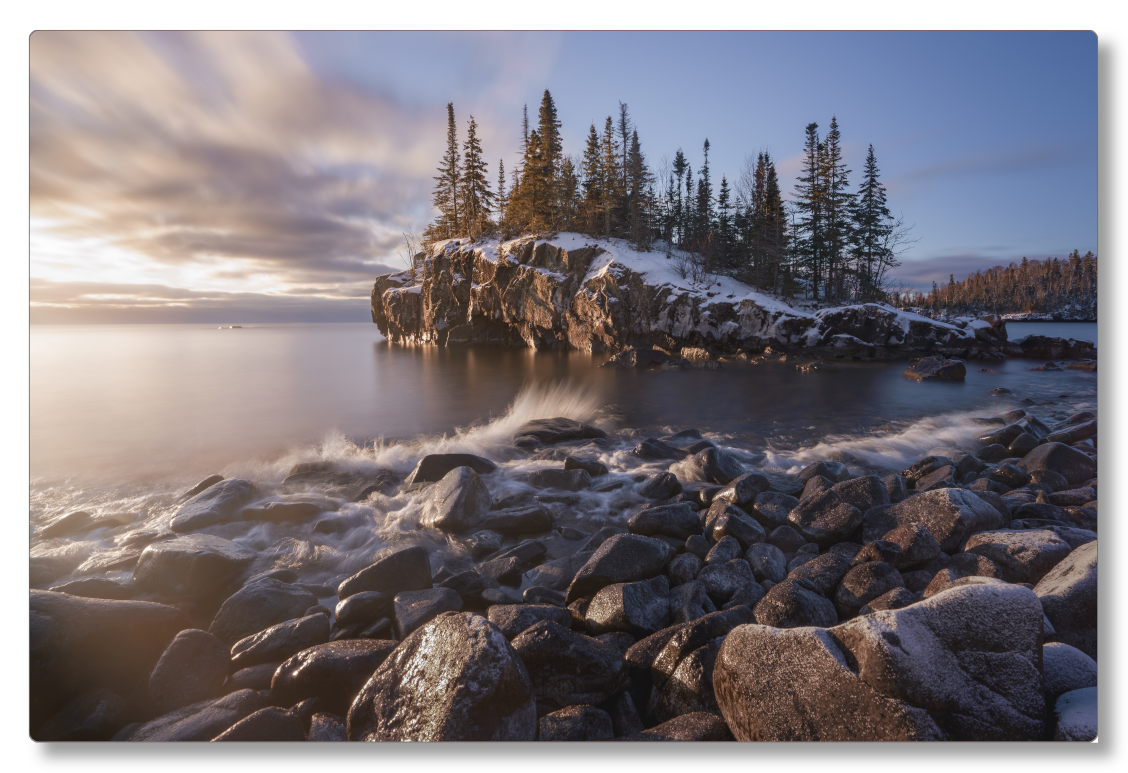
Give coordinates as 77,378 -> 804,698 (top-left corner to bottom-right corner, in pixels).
418,467 -> 494,532
565,534 -> 675,604
272,639 -> 397,716
347,612 -> 536,741
1034,540 -> 1097,659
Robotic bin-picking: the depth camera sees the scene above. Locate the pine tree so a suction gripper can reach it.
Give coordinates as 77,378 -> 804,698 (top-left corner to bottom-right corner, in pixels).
716,175 -> 733,271
559,155 -> 579,230
459,116 -> 492,239
431,102 -> 461,238
496,159 -> 507,230
695,139 -> 714,256
626,129 -> 652,248
672,149 -> 688,247
535,89 -> 563,228
600,116 -> 620,238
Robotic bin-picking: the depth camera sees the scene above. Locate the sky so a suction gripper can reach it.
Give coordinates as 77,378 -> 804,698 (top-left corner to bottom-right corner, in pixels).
29,30 -> 1097,323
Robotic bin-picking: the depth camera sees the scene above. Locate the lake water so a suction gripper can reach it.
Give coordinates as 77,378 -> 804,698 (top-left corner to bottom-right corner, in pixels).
30,320 -> 1097,591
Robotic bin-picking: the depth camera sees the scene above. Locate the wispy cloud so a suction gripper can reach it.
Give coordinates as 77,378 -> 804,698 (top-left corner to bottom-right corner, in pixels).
889,142 -> 1087,189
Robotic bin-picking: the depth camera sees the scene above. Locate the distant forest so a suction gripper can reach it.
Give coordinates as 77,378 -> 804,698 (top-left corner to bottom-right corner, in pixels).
913,251 -> 1098,318
422,90 -> 915,305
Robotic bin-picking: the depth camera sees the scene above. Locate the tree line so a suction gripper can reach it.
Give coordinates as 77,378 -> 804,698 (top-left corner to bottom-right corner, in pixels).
912,251 -> 1098,317
425,90 -> 915,304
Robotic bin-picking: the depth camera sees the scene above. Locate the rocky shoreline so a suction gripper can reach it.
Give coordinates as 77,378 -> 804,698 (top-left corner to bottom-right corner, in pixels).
31,401 -> 1098,742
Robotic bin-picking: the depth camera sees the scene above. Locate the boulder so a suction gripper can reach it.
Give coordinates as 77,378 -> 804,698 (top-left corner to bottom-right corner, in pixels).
29,590 -> 188,734
1042,642 -> 1098,702
874,488 -> 1006,553
835,562 -> 905,618
537,705 -> 615,741
212,706 -> 306,741
176,474 -> 224,502
511,620 -> 628,712
705,507 -> 766,550
746,543 -> 788,584
667,552 -> 703,587
334,591 -> 391,629
619,712 -> 734,741
419,467 -> 494,532
1034,540 -> 1097,659
627,502 -> 702,540
1018,443 -> 1097,486
348,612 -> 535,740
650,638 -> 725,724
753,578 -> 837,628
147,629 -> 229,716
487,604 -> 573,639
585,575 -> 671,637
703,534 -> 742,565
308,713 -> 348,742
904,355 -> 966,381
523,468 -> 592,492
477,504 -> 554,535
169,478 -> 256,533
964,529 -> 1073,584
271,639 -> 397,716
674,447 -> 745,485
767,524 -> 807,554
638,471 -> 682,500
634,438 -> 689,461
787,490 -> 863,548
209,578 -> 319,645
49,577 -> 133,601
132,534 -> 255,600
696,559 -> 757,604
514,418 -> 607,445
393,587 -> 464,640
405,453 -> 497,485
337,545 -> 432,600
566,534 -> 675,604
831,475 -> 890,513
564,455 -> 609,478
227,662 -> 279,691
858,587 -> 917,615
881,522 -> 941,569
750,491 -> 798,529
712,473 -> 771,507
524,551 -> 595,593
38,510 -> 97,539
229,614 -> 331,670
798,461 -> 849,483
121,689 -> 265,742
716,583 -> 1046,740
1053,687 -> 1098,742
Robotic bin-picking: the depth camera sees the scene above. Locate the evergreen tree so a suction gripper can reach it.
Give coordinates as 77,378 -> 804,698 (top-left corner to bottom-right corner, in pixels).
559,155 -> 579,230
496,159 -> 507,230
626,129 -> 653,248
535,89 -> 563,227
850,144 -> 894,300
820,116 -> 853,302
672,149 -> 688,247
459,116 -> 492,239
695,139 -> 714,255
431,102 -> 461,238
581,123 -> 604,234
716,175 -> 733,270
600,116 -> 620,237
793,122 -> 825,300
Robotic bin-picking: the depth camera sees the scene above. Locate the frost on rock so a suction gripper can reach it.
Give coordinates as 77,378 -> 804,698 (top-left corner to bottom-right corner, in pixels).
371,234 -> 1010,359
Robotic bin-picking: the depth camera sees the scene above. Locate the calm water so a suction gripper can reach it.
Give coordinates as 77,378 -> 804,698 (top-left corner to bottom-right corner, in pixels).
30,320 -> 1097,590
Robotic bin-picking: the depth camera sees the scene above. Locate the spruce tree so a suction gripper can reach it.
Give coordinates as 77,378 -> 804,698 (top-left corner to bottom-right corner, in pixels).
496,159 -> 507,231
535,90 -> 563,227
600,116 -> 620,237
820,116 -> 853,302
696,139 -> 714,255
793,122 -> 824,300
626,129 -> 652,248
716,175 -> 733,271
459,116 -> 492,239
581,123 -> 603,234
672,150 -> 688,247
560,155 -> 579,231
431,102 -> 461,238
850,144 -> 894,301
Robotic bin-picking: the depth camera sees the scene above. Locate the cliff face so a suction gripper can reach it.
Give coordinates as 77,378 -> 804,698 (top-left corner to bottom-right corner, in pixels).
371,234 -> 1010,360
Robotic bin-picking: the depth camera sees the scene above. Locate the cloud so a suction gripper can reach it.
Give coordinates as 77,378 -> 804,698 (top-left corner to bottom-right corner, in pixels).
890,142 -> 1087,189
29,276 -> 396,324
30,31 -> 440,310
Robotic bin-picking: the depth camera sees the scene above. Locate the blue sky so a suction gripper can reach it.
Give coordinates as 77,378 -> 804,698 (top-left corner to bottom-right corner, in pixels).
29,30 -> 1097,322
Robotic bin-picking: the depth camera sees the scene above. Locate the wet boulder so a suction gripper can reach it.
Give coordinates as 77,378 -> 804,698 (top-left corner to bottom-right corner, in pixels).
271,639 -> 397,716
668,580 -> 716,623
337,545 -> 432,600
674,447 -> 745,485
831,475 -> 890,513
585,575 -> 670,637
487,604 -> 573,639
30,590 -> 188,734
798,461 -> 849,484
1018,442 -> 1097,486
49,577 -> 133,601
696,559 -> 757,604
904,355 -> 966,381
705,506 -> 766,550
634,437 -> 689,461
649,637 -> 725,723
209,578 -> 319,645
787,489 -> 863,548
525,551 -> 594,593
120,689 -> 265,741
38,510 -> 97,539
393,588 -> 464,640
1034,541 -> 1097,659
405,453 -> 497,486
964,529 -> 1073,584
169,478 -> 256,533
212,707 -> 306,742
523,468 -> 592,492
881,522 -> 941,570
33,688 -> 131,742
712,473 -> 771,507
746,543 -> 788,584
767,524 -> 807,554
858,587 -> 917,614
308,713 -> 348,742
511,620 -> 628,712
132,534 -> 255,601
334,591 -> 391,629
901,456 -> 953,487
537,705 -> 615,741
753,578 -> 837,629
514,417 -> 607,445
419,466 -> 494,532
619,712 -> 734,741
667,552 -> 703,587
750,491 -> 798,529
566,534 -> 675,604
348,612 -> 535,741
564,455 -> 609,478
983,463 -> 1031,489
628,502 -> 702,540
637,471 -> 682,500
229,613 -> 331,670
146,629 -> 229,716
